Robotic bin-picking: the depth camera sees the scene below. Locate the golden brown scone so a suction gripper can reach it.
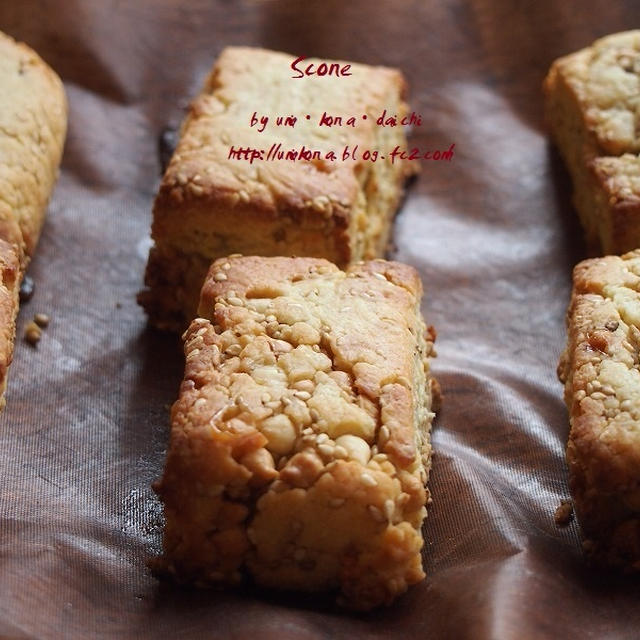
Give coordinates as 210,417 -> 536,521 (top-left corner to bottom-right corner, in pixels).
0,240 -> 20,410
139,47 -> 419,330
558,250 -> 640,567
0,31 -> 67,408
154,256 -> 439,610
0,30 -> 67,266
545,31 -> 640,254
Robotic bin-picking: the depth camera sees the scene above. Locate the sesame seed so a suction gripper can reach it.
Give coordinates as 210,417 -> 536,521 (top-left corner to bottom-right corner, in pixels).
318,444 -> 334,457
34,313 -> 50,328
24,322 -> 42,346
396,492 -> 410,506
367,505 -> 385,522
361,473 -> 377,487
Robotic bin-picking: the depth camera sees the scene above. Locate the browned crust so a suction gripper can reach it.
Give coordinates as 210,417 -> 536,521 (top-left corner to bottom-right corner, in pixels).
156,256 -> 437,609
559,250 -> 640,567
587,155 -> 640,254
0,240 -> 21,409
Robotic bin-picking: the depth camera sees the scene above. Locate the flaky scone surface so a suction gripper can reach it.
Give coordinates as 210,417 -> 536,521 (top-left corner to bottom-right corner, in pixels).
0,240 -> 20,409
140,47 -> 418,330
155,256 -> 438,609
544,31 -> 640,254
547,31 -> 640,156
0,31 -> 67,408
0,30 -> 67,264
559,250 -> 640,567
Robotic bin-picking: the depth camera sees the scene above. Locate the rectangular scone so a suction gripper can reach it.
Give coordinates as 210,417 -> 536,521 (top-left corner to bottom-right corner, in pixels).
558,250 -> 640,568
544,31 -> 640,255
154,256 -> 439,609
139,46 -> 418,330
0,31 -> 67,407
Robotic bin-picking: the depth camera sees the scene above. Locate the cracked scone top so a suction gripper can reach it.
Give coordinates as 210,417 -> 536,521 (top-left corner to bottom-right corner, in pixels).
155,256 -> 439,610
559,250 -> 640,567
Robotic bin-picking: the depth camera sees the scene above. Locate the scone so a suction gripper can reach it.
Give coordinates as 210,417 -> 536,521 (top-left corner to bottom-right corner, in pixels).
139,47 -> 419,330
0,240 -> 20,410
0,31 -> 67,266
558,250 -> 640,567
154,256 -> 439,610
0,31 -> 68,407
544,31 -> 640,254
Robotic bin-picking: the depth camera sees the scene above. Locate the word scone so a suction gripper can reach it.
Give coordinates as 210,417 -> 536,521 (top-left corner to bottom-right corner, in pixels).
545,31 -> 640,254
155,256 -> 439,609
139,46 -> 418,330
559,250 -> 640,568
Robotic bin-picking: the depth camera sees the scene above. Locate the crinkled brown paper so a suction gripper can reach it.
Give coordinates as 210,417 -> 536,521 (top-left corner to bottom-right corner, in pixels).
0,1 -> 638,638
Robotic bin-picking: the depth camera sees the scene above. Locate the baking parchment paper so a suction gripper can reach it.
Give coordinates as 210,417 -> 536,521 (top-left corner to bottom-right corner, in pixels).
0,1 -> 639,638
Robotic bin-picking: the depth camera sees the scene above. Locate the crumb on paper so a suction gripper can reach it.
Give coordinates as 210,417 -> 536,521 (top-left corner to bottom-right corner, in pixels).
33,313 -> 50,328
24,321 -> 42,346
116,301 -> 122,309
554,499 -> 574,527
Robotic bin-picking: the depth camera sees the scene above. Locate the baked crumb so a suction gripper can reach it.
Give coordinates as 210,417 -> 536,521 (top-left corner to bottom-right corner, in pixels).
33,312 -> 49,328
554,500 -> 574,527
24,321 -> 41,346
